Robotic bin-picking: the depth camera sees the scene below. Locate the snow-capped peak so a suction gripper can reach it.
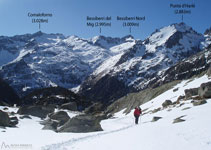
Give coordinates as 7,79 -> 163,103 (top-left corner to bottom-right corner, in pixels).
90,35 -> 120,49
144,24 -> 176,52
144,22 -> 203,53
90,35 -> 135,49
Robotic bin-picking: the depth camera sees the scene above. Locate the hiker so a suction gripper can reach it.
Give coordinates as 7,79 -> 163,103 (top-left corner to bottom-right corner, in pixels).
134,107 -> 142,124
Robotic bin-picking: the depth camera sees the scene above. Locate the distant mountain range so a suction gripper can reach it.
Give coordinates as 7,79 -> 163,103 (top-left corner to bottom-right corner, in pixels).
0,22 -> 210,104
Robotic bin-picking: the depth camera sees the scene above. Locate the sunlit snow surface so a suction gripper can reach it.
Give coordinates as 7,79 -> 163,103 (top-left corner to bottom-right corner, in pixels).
1,75 -> 211,150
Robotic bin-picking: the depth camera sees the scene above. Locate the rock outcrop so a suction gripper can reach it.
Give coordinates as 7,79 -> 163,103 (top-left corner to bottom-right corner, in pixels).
9,116 -> 19,126
184,88 -> 199,99
173,116 -> 186,124
60,102 -> 77,111
152,116 -> 162,122
41,119 -> 58,132
199,82 -> 211,98
84,102 -> 104,114
17,105 -> 55,119
192,100 -> 207,106
48,111 -> 70,126
0,110 -> 10,127
58,115 -> 103,133
162,100 -> 173,108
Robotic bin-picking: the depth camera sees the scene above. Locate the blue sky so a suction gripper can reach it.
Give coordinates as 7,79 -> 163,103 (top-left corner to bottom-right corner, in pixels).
0,0 -> 210,40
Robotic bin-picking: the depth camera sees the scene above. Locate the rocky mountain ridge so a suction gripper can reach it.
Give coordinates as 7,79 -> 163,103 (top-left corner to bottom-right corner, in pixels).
0,32 -> 136,97
0,23 -> 210,105
79,23 -> 208,103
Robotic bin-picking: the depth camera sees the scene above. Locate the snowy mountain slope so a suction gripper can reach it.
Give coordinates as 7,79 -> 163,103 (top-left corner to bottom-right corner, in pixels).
40,74 -> 211,150
108,23 -> 204,87
0,32 -> 136,97
92,37 -> 137,76
0,22 -> 208,101
0,34 -> 30,66
1,75 -> 211,150
151,45 -> 211,89
79,23 -> 205,103
105,45 -> 211,115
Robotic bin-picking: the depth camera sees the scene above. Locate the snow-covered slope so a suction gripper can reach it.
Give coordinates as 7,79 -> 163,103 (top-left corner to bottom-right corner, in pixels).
98,23 -> 204,88
0,32 -> 136,96
0,34 -> 30,66
1,75 -> 211,150
79,23 -> 205,103
0,23 -> 208,100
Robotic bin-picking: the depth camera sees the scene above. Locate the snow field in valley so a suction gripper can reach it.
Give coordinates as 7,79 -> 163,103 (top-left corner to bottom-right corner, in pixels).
1,75 -> 211,150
